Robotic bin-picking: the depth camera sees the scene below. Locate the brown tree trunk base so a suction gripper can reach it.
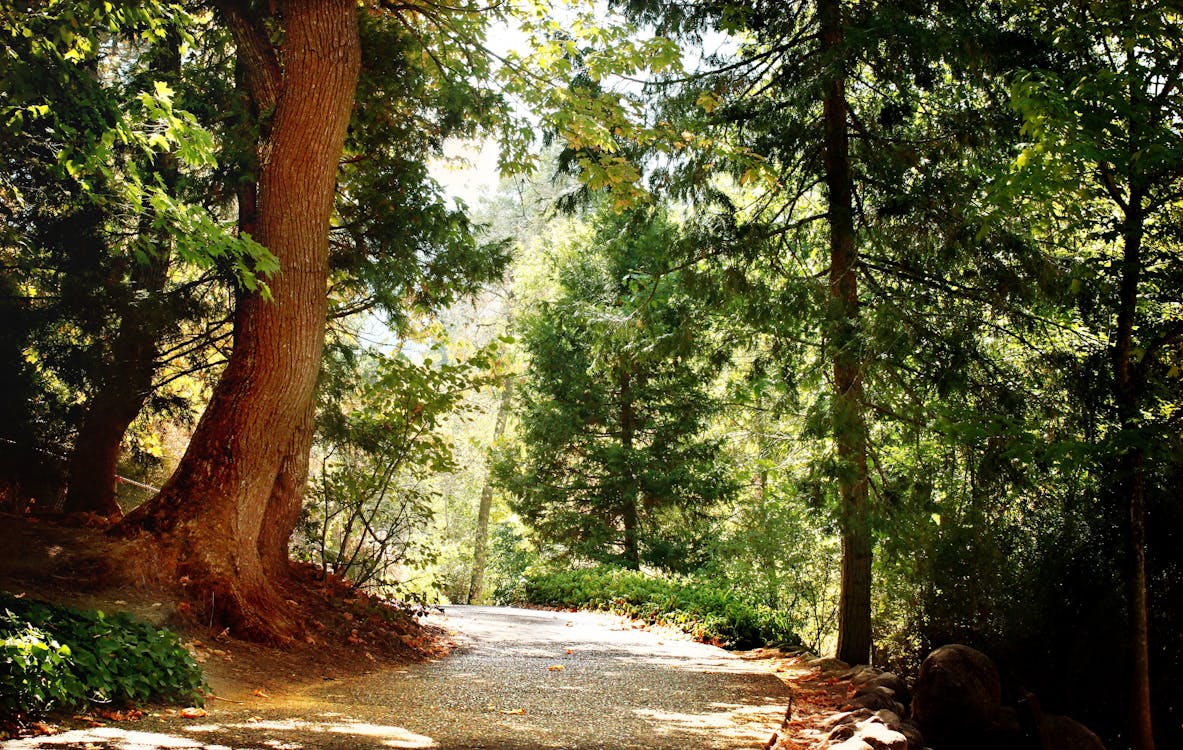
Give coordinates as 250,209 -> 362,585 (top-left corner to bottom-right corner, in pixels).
115,525 -> 304,645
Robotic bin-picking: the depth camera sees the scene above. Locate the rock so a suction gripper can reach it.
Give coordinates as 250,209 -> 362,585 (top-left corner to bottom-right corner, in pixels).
897,720 -> 925,750
874,709 -> 902,729
910,644 -> 1001,749
855,685 -> 898,701
824,709 -> 875,729
829,739 -> 874,750
867,671 -> 911,705
847,665 -> 880,684
855,721 -> 910,750
843,691 -> 906,715
829,722 -> 859,743
811,656 -> 853,673
1038,714 -> 1106,750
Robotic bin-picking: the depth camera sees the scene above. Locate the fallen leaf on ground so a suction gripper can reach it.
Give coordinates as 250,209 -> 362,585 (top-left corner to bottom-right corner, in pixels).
253,689 -> 270,698
99,709 -> 143,722
500,708 -> 526,715
178,707 -> 208,719
28,722 -> 57,736
565,648 -> 573,654
547,664 -> 565,672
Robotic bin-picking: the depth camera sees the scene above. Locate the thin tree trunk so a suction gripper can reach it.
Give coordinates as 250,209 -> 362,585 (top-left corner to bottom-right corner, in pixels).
119,0 -> 360,643
619,367 -> 640,569
1113,194 -> 1155,750
467,378 -> 513,604
819,0 -> 872,667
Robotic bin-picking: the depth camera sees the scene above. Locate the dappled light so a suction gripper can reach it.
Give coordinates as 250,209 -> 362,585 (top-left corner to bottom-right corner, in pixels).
4,717 -> 437,750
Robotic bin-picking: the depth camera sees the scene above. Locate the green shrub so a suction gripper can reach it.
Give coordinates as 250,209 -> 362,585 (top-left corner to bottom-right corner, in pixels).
510,566 -> 802,649
1,595 -> 205,718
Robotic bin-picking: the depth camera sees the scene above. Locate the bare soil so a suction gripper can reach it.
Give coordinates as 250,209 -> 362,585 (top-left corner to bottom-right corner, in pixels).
0,514 -> 445,724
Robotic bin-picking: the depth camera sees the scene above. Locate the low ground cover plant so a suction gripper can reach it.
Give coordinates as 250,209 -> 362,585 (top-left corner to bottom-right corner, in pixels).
511,566 -> 801,650
1,594 -> 204,719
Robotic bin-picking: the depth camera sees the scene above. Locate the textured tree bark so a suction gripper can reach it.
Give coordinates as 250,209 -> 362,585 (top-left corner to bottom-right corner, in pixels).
819,0 -> 872,667
119,0 -> 360,643
467,379 -> 513,604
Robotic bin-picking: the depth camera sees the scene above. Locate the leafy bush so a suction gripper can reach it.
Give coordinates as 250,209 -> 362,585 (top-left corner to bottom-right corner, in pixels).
1,595 -> 205,718
509,566 -> 802,650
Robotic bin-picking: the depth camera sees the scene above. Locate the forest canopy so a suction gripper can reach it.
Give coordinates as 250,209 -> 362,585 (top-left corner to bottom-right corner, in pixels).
0,2 -> 1179,749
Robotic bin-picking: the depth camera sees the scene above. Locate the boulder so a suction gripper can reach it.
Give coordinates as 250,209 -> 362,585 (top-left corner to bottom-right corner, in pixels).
910,644 -> 1001,749
873,709 -> 902,730
829,721 -> 859,744
867,672 -> 911,705
844,691 -> 906,715
1038,714 -> 1107,750
896,719 -> 925,750
824,709 -> 875,729
828,740 -> 874,750
847,665 -> 880,684
855,721 -> 910,750
810,656 -> 853,673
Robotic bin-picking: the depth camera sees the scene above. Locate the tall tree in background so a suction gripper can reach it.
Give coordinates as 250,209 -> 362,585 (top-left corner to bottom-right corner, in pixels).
500,208 -> 733,570
615,0 -> 888,664
816,0 -> 870,666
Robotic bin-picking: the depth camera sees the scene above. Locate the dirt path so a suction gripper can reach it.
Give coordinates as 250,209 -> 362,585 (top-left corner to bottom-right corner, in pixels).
6,606 -> 793,749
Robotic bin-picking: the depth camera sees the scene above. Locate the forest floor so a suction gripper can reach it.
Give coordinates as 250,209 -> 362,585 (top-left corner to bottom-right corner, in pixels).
0,515 -> 854,749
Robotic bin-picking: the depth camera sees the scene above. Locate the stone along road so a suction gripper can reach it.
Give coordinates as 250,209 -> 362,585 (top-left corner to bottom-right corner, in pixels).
6,606 -> 792,749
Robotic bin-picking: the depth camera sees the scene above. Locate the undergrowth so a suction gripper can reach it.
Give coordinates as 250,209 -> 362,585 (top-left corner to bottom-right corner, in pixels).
0,593 -> 205,719
509,566 -> 802,650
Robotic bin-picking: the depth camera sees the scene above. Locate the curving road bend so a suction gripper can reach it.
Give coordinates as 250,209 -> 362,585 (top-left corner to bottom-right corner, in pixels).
5,605 -> 790,750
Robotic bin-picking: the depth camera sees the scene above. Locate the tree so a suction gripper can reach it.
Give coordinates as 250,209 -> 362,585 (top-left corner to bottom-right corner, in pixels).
1005,3 -> 1183,746
300,343 -> 495,593
117,0 -> 513,640
612,0 -> 888,663
120,0 -> 362,642
467,376 -> 513,603
61,30 -> 183,519
1,3 -> 249,516
500,207 -> 733,570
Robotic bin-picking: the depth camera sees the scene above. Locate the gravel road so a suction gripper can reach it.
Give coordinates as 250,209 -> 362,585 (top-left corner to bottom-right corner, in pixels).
6,606 -> 790,750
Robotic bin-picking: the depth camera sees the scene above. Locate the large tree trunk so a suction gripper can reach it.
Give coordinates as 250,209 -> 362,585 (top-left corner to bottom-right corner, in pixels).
119,0 -> 360,644
1113,194 -> 1155,750
467,378 -> 513,604
819,0 -> 872,667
